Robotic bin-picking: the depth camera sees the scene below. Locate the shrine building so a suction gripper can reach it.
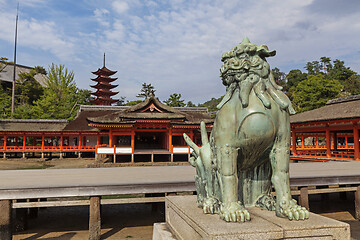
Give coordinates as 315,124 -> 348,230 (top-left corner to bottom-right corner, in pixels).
290,94 -> 360,162
0,95 -> 213,163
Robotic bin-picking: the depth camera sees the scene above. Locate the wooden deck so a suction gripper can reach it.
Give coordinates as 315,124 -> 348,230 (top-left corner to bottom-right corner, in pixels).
1,162 -> 360,239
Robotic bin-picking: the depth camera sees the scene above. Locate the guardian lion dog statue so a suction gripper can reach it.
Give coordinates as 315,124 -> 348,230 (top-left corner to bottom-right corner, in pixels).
184,38 -> 309,222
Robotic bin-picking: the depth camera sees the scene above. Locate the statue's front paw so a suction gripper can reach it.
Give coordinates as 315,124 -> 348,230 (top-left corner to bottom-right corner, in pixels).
278,199 -> 309,221
220,202 -> 250,222
203,197 -> 220,214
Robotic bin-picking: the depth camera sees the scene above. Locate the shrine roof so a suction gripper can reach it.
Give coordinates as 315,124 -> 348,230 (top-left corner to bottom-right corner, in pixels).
87,95 -> 213,125
63,110 -> 116,132
290,94 -> 360,124
0,119 -> 67,132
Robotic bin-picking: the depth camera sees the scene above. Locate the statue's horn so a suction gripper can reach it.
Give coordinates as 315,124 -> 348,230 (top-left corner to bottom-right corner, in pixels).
242,37 -> 251,44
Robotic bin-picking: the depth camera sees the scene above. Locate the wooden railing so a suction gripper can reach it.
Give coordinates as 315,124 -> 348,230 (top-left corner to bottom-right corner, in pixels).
293,148 -> 355,160
0,145 -> 96,153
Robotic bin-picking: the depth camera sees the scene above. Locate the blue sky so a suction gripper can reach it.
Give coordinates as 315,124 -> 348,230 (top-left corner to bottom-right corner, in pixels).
1,0 -> 360,104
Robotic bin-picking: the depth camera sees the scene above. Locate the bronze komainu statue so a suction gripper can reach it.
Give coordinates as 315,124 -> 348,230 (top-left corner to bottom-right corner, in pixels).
184,38 -> 309,222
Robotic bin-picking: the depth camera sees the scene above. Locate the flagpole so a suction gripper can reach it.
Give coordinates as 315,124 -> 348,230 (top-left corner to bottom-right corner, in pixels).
11,3 -> 19,117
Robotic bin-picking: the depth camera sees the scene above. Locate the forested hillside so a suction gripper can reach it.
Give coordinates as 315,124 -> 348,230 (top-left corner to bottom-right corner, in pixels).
1,56 -> 359,120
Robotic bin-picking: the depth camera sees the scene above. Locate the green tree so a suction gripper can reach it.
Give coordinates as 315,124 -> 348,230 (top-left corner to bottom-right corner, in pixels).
305,61 -> 321,75
126,100 -> 143,106
272,67 -> 286,89
292,74 -> 343,112
343,75 -> 360,95
186,101 -> 196,107
198,96 -> 223,112
0,57 -> 10,73
286,69 -> 307,89
0,84 -> 11,118
45,63 -> 76,98
116,96 -> 126,106
164,93 -> 185,107
320,56 -> 332,73
327,59 -> 355,82
15,66 -> 45,105
30,64 -> 89,120
136,83 -> 155,99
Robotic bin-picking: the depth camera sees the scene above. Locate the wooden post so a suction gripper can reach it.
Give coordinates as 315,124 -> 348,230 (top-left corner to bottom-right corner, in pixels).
109,130 -> 113,147
22,135 -> 26,150
41,135 -> 45,151
326,128 -> 331,158
316,136 -> 319,148
355,186 -> 360,219
89,196 -> 101,240
3,135 -> 6,149
299,187 -> 309,211
131,131 -> 135,154
0,200 -> 12,240
353,124 -> 360,160
15,200 -> 28,232
168,128 -> 173,153
79,134 -> 82,149
291,131 -> 297,155
151,153 -> 154,163
60,135 -> 63,153
333,132 -> 337,150
301,136 -> 304,149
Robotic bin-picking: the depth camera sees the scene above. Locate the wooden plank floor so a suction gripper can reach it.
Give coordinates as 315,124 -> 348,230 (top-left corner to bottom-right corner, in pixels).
1,161 -> 360,200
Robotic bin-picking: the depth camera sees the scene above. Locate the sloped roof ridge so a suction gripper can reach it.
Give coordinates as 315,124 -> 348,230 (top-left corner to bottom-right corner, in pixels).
0,119 -> 67,123
79,105 -> 129,112
125,95 -> 182,114
173,107 -> 209,113
326,94 -> 360,105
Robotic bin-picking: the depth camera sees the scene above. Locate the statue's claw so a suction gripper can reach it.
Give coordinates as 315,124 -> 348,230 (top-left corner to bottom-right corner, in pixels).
279,199 -> 309,221
203,197 -> 220,214
220,202 -> 250,222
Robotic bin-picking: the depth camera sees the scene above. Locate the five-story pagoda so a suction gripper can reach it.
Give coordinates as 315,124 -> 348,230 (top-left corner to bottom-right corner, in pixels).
90,54 -> 119,105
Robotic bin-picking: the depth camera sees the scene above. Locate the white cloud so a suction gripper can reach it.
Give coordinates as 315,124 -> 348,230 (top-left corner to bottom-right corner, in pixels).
112,1 -> 129,14
2,0 -> 360,104
94,8 -> 110,27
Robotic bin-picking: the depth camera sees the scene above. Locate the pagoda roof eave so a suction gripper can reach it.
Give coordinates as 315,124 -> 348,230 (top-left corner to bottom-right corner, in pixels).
91,76 -> 118,82
92,66 -> 117,76
90,84 -> 118,89
91,91 -> 119,97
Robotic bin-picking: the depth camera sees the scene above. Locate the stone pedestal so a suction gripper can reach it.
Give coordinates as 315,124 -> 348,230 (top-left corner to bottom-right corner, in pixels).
153,195 -> 350,240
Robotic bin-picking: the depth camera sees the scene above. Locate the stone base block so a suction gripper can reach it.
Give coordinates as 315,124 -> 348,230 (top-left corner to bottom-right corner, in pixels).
154,195 -> 350,240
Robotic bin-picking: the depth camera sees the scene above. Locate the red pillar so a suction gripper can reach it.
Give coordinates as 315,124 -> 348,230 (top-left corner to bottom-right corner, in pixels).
23,135 -> 26,150
3,136 -> 6,150
301,136 -> 304,149
60,135 -> 63,151
78,134 -> 82,150
41,135 -> 45,151
326,128 -> 331,158
353,124 -> 360,161
109,130 -> 113,147
131,130 -> 135,153
291,131 -> 297,156
169,128 -> 173,153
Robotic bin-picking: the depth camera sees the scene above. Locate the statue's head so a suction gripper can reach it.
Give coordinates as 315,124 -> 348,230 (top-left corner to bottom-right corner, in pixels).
216,38 -> 295,114
220,37 -> 276,87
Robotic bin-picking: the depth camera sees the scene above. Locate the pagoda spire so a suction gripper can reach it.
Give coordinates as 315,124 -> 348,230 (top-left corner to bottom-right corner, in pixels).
103,52 -> 106,68
90,56 -> 118,106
